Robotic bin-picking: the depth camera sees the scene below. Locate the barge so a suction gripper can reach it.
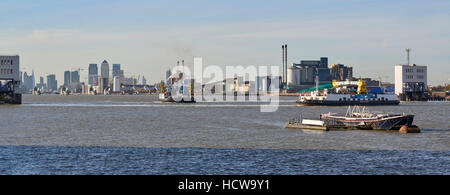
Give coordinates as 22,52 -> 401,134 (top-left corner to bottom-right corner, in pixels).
286,119 -> 328,131
287,106 -> 420,133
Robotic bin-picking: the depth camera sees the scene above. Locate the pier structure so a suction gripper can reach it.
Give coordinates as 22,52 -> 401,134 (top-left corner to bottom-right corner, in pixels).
394,49 -> 428,101
0,55 -> 21,104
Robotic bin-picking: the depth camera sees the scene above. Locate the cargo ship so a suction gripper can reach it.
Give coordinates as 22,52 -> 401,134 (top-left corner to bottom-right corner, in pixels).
296,79 -> 400,106
159,60 -> 196,103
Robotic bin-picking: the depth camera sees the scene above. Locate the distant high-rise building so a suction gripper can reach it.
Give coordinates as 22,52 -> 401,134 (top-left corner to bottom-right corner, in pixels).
22,72 -> 34,91
71,71 -> 80,89
71,71 -> 80,83
112,64 -> 121,78
39,77 -> 44,86
118,70 -> 125,84
36,76 -> 45,89
88,64 -> 98,85
46,74 -> 57,91
142,76 -> 147,85
64,70 -> 71,88
119,70 -> 124,78
101,60 -> 109,87
19,71 -> 22,85
31,70 -> 35,89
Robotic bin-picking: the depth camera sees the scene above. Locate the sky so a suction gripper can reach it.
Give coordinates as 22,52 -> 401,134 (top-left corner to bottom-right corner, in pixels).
0,0 -> 449,85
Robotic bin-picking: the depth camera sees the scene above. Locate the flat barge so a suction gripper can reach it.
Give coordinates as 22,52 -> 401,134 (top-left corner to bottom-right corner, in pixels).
287,106 -> 420,133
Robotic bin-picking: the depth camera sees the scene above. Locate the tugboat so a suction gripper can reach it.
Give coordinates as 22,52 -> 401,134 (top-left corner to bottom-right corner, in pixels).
296,78 -> 400,106
159,60 -> 196,103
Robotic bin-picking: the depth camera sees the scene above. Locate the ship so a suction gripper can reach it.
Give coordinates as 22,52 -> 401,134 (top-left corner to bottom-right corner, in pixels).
286,105 -> 419,132
320,106 -> 414,130
296,79 -> 400,106
159,60 -> 196,103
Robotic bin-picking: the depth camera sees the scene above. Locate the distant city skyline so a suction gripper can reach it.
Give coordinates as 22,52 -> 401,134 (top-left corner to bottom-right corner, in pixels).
1,0 -> 449,85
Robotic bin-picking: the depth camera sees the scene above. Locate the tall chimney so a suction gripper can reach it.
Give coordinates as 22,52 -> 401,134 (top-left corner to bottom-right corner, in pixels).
182,60 -> 185,78
284,44 -> 287,85
282,45 -> 285,84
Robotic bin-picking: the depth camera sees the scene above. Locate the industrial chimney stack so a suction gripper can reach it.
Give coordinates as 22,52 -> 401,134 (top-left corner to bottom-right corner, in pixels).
282,45 -> 285,85
284,44 -> 287,86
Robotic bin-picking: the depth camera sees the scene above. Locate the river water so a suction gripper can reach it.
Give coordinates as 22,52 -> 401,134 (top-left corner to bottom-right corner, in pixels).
0,95 -> 449,174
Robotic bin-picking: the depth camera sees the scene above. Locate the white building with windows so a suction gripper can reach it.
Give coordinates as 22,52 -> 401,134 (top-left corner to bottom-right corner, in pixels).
394,64 -> 427,96
0,55 -> 21,104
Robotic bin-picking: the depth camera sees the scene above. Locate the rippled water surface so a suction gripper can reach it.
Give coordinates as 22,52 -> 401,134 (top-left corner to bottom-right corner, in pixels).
0,95 -> 449,174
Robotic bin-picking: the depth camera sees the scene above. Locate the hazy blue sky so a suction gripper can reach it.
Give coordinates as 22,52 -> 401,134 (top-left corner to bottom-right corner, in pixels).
1,0 -> 449,85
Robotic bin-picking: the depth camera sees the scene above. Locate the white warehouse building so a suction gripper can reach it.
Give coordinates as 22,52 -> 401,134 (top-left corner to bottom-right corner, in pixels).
395,64 -> 427,99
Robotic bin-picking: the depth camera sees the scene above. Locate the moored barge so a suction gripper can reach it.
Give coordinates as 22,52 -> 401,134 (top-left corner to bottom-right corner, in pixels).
287,106 -> 419,133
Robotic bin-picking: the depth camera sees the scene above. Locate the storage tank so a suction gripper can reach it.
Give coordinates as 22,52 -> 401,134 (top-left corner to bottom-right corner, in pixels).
287,66 -> 301,87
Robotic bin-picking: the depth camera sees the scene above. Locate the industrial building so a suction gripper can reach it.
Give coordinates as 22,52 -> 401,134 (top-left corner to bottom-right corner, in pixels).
394,49 -> 428,101
286,57 -> 331,92
329,64 -> 353,81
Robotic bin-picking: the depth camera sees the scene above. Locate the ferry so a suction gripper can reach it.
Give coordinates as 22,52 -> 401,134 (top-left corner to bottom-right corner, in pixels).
297,79 -> 400,106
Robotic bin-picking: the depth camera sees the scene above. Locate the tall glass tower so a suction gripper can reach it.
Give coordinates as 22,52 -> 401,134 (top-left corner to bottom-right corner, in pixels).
88,64 -> 98,85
